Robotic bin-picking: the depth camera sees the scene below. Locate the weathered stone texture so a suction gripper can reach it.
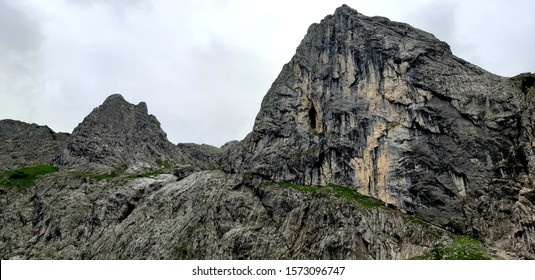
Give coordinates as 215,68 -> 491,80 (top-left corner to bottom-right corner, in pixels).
0,120 -> 68,172
53,94 -> 184,173
0,171 -> 450,259
222,5 -> 535,257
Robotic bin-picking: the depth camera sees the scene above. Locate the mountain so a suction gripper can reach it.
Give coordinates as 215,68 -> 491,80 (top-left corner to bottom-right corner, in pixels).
223,5 -> 535,256
53,94 -> 185,173
0,5 -> 533,259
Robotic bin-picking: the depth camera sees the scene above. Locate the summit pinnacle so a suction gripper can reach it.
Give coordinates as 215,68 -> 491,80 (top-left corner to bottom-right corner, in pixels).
54,94 -> 183,173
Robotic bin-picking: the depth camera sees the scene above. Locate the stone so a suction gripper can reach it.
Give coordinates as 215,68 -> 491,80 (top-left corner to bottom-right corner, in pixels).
0,120 -> 68,172
176,143 -> 222,170
0,171 -> 453,259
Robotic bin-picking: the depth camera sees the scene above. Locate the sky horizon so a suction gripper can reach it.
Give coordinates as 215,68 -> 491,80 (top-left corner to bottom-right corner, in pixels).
1,0 -> 534,147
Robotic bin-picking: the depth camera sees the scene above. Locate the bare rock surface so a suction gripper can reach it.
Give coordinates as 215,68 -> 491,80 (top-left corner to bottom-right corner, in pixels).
222,5 -> 535,257
53,94 -> 185,173
0,170 -> 451,259
0,120 -> 68,172
176,143 -> 222,170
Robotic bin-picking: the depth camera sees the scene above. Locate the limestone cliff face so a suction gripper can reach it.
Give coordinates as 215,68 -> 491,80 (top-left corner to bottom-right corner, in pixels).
0,120 -> 68,172
223,5 -> 535,257
54,94 -> 184,173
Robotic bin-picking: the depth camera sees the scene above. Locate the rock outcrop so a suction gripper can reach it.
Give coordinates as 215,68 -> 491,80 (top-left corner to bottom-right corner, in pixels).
0,171 -> 452,259
222,5 -> 535,257
0,120 -> 68,172
176,143 -> 222,170
54,94 -> 184,173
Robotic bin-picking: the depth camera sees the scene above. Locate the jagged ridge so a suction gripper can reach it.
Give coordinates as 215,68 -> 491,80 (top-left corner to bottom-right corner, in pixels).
53,94 -> 185,173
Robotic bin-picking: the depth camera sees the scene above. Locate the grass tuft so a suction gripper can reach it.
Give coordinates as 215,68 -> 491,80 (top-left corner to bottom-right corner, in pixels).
277,182 -> 386,209
75,170 -> 121,181
411,235 -> 490,260
172,245 -> 189,260
126,169 -> 164,179
326,183 -> 386,208
155,159 -> 173,169
279,182 -> 320,193
0,165 -> 58,188
407,215 -> 427,226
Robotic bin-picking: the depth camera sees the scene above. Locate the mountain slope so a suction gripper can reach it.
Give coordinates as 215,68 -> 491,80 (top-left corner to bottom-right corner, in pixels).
0,5 -> 533,259
1,171 -> 458,259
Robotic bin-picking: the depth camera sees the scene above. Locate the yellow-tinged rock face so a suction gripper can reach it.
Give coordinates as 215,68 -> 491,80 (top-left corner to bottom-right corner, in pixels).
222,5 -> 535,258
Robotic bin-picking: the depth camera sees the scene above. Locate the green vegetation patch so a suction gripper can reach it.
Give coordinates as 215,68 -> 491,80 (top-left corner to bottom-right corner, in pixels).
407,215 -> 427,226
325,183 -> 386,208
277,182 -> 386,209
411,235 -> 490,260
172,242 -> 206,260
74,164 -> 127,181
124,159 -> 175,179
527,87 -> 535,101
76,168 -> 167,181
0,165 -> 58,188
74,160 -> 176,181
172,245 -> 189,260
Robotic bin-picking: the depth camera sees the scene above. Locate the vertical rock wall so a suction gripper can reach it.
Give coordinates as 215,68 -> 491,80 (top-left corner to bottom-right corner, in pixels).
223,5 -> 534,257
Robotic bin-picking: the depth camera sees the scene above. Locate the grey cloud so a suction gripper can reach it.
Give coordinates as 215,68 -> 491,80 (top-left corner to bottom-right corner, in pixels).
158,38 -> 274,146
0,0 -> 44,121
403,0 -> 458,45
400,0 -> 534,76
65,0 -> 154,21
455,0 -> 535,77
67,0 -> 150,11
0,1 -> 42,52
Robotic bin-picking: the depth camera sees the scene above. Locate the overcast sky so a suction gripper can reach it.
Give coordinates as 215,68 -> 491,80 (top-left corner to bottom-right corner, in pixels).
1,0 -> 534,147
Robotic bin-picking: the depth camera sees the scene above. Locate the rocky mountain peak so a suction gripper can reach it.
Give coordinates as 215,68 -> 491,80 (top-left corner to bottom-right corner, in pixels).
103,93 -> 127,104
223,5 -> 534,256
330,4 -> 360,18
54,94 -> 181,173
101,94 -> 149,115
297,3 -> 451,70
